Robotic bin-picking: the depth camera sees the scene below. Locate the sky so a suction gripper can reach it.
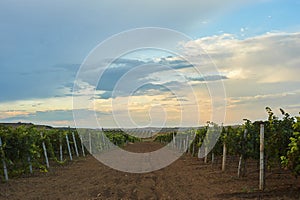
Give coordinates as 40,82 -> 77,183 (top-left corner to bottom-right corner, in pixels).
0,0 -> 300,128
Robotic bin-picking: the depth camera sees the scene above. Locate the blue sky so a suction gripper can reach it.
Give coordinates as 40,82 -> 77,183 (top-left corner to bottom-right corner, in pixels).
0,0 -> 300,127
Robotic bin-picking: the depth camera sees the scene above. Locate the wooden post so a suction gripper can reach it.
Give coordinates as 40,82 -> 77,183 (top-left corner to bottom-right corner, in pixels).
41,133 -> 49,168
222,142 -> 227,171
89,132 -> 92,154
192,142 -> 195,157
80,135 -> 86,157
0,137 -> 8,181
99,131 -> 104,151
238,129 -> 247,177
211,152 -> 215,166
59,132 -> 63,162
238,155 -> 242,178
72,132 -> 79,157
204,147 -> 208,163
101,132 -> 106,150
242,129 -> 247,175
173,133 -> 176,148
191,130 -> 196,157
259,124 -> 265,190
179,138 -> 182,152
28,155 -> 33,174
66,134 -> 73,161
186,135 -> 189,153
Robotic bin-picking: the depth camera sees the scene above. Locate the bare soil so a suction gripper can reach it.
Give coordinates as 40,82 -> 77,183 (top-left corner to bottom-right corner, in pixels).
0,142 -> 299,200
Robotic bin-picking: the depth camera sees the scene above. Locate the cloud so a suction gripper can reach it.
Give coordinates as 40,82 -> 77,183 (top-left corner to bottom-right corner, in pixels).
183,32 -> 300,83
227,90 -> 300,107
96,58 -> 147,91
94,64 -> 225,100
186,75 -> 228,82
225,89 -> 300,124
92,56 -> 198,99
181,31 -> 300,123
133,83 -> 171,96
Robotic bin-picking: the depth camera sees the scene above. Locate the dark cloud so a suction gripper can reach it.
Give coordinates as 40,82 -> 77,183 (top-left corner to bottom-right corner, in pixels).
97,91 -> 113,99
186,75 -> 228,82
157,57 -> 194,70
96,58 -> 184,93
97,83 -> 171,99
97,58 -> 147,91
134,83 -> 171,96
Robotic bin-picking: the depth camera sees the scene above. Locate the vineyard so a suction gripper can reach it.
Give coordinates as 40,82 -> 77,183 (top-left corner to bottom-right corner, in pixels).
153,107 -> 300,188
0,125 -> 140,181
0,107 -> 300,199
174,108 -> 299,176
1,107 -> 300,180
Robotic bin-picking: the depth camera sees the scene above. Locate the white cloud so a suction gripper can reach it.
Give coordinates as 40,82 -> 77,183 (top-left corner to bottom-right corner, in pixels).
183,32 -> 300,83
181,32 -> 300,123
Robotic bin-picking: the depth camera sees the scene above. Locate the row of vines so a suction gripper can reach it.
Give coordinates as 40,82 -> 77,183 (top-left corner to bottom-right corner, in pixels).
156,107 -> 300,178
0,126 -> 139,181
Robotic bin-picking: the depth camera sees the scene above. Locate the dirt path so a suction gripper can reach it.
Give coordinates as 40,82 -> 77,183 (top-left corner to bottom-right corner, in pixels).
0,142 -> 299,200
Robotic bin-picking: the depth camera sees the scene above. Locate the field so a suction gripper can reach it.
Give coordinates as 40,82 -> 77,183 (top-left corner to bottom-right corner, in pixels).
1,141 -> 299,200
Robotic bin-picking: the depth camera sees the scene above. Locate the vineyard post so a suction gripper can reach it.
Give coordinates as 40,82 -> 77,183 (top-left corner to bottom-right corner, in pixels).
197,146 -> 201,159
89,132 -> 92,154
179,137 -> 182,152
27,155 -> 33,174
192,141 -> 195,157
72,132 -> 79,157
185,138 -> 188,153
59,132 -> 63,162
221,123 -> 226,171
211,152 -> 215,166
204,147 -> 208,163
101,131 -> 106,150
238,129 -> 247,178
192,130 -> 195,156
238,158 -> 242,176
185,137 -> 187,153
41,133 -> 50,168
172,133 -> 175,148
259,124 -> 265,190
80,135 -> 86,157
186,134 -> 190,153
222,141 -> 226,171
66,134 -> 73,161
0,137 -> 8,181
